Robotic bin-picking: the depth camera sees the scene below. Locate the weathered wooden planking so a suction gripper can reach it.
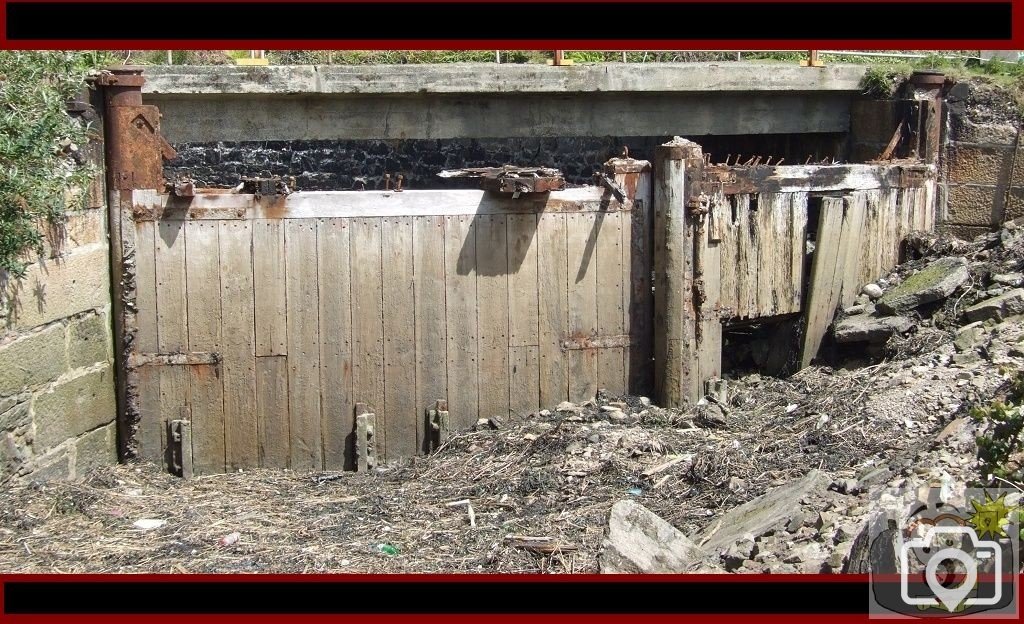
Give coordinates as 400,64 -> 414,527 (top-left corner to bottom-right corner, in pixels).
736,195 -> 758,319
476,214 -> 511,420
317,218 -> 354,470
838,192 -> 867,308
704,163 -> 934,195
382,217 -> 417,460
184,221 -> 225,475
754,196 -> 775,317
283,220 -> 321,470
859,191 -> 881,287
443,215 -> 479,431
134,221 -> 162,461
155,221 -> 189,468
537,213 -> 569,408
625,172 -> 654,395
351,218 -> 386,457
789,193 -> 809,312
413,216 -> 448,454
253,220 -> 287,357
219,220 -> 258,471
506,213 -> 540,416
142,187 -> 627,221
716,192 -> 739,316
256,355 -> 290,468
566,212 -> 599,403
697,212 -> 722,387
595,211 -> 626,395
801,197 -> 846,368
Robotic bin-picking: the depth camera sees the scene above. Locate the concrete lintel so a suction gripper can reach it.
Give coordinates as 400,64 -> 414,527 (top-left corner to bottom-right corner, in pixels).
141,63 -> 868,97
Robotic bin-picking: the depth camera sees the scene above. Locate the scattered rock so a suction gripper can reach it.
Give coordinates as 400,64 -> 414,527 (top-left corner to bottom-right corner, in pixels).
698,470 -> 825,552
876,257 -> 969,315
993,272 -> 1024,287
862,283 -> 884,299
964,288 -> 1024,323
954,321 -> 987,352
720,539 -> 758,571
833,315 -> 914,343
600,500 -> 714,573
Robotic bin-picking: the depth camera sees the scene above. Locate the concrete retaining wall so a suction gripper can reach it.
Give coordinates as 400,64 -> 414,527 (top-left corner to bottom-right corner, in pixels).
0,151 -> 117,484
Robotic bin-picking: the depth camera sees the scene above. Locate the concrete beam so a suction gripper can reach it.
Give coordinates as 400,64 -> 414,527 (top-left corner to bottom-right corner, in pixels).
141,63 -> 868,96
154,92 -> 853,143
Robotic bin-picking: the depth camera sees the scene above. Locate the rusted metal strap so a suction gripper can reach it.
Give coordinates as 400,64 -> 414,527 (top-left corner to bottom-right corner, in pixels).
128,352 -> 221,367
560,334 -> 635,351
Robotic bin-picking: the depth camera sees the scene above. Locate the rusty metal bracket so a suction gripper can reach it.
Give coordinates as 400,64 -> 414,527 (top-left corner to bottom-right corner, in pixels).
240,175 -> 295,199
167,418 -> 193,479
593,172 -> 628,205
438,166 -> 566,198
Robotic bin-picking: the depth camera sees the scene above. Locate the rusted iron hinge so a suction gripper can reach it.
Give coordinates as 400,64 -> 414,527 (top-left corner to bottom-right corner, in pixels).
438,166 -> 566,198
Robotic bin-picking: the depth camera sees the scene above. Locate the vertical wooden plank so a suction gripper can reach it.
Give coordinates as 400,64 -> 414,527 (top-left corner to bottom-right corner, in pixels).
789,192 -> 809,314
476,214 -> 511,419
351,218 -> 386,456
755,194 -> 778,317
253,220 -> 287,356
252,220 -> 289,468
184,221 -> 225,475
772,193 -> 794,315
155,220 -> 189,468
382,217 -> 417,461
595,211 -> 626,395
507,213 -> 540,416
134,221 -> 161,462
859,191 -> 881,286
220,220 -> 258,471
256,356 -> 289,468
839,192 -> 867,308
537,213 -> 569,409
317,218 -> 353,470
697,212 -> 722,387
737,195 -> 758,319
801,197 -> 845,368
444,215 -> 478,431
283,220 -> 320,470
414,216 -> 448,455
717,194 -> 739,316
624,170 -> 654,396
566,212 -> 599,403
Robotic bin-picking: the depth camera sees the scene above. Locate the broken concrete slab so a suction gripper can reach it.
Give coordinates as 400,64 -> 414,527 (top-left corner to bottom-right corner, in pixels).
698,470 -> 825,552
876,257 -> 969,315
600,500 -> 715,573
964,288 -> 1024,323
833,315 -> 914,343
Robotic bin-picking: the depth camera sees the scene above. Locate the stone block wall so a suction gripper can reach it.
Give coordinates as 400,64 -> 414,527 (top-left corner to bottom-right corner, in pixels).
0,157 -> 117,484
940,81 -> 1024,239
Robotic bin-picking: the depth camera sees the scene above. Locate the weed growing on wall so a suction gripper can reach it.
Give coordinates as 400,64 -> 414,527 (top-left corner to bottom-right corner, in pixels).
0,51 -> 99,277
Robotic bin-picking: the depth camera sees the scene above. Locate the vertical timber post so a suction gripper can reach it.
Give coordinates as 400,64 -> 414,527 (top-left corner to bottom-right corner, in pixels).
95,66 -> 176,462
604,155 -> 653,395
654,139 -> 699,408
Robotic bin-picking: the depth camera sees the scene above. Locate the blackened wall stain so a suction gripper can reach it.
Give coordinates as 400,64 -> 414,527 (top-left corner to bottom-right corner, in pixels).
164,133 -> 847,191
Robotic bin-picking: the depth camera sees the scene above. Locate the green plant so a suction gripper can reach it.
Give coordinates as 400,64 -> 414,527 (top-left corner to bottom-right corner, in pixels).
0,51 -> 98,277
972,369 -> 1024,483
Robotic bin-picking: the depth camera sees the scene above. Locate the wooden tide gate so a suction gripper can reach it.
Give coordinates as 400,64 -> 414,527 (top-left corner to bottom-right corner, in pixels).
120,161 -> 653,474
653,138 -> 937,408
